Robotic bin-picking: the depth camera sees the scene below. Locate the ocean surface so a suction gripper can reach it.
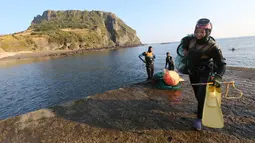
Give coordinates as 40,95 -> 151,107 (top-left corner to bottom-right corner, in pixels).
1,36 -> 255,119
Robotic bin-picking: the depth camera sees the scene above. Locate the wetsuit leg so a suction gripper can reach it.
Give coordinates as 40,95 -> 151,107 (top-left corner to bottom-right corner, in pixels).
189,74 -> 199,98
150,65 -> 154,79
170,65 -> 174,70
196,76 -> 208,119
189,73 -> 209,119
146,66 -> 150,79
146,64 -> 154,79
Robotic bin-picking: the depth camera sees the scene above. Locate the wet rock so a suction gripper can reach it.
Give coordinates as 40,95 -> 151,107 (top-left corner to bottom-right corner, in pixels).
0,67 -> 254,142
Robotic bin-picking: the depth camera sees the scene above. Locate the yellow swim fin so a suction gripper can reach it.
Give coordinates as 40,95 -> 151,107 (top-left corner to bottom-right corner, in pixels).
202,85 -> 224,128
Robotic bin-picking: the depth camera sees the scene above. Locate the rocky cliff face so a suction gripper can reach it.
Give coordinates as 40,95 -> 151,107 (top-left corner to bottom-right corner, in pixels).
0,10 -> 142,52
30,10 -> 141,48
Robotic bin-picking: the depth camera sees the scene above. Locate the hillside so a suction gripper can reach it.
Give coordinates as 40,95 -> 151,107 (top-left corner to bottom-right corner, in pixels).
0,10 -> 142,52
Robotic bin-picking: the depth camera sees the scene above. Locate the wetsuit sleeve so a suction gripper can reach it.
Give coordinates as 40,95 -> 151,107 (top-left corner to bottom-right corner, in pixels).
165,57 -> 168,68
139,52 -> 146,63
211,45 -> 226,76
181,35 -> 193,50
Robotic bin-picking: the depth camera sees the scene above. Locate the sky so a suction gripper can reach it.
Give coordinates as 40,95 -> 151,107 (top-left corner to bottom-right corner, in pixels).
0,0 -> 255,43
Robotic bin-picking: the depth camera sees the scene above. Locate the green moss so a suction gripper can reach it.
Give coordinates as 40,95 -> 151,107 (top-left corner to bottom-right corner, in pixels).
0,10 -> 141,52
0,35 -> 35,51
29,11 -> 105,31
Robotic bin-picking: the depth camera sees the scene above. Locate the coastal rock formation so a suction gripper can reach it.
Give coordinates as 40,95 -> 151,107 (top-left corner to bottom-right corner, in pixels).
0,10 -> 142,52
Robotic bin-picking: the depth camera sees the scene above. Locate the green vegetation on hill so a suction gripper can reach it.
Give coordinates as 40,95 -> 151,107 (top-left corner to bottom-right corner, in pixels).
29,10 -> 106,31
0,34 -> 36,51
0,10 -> 141,52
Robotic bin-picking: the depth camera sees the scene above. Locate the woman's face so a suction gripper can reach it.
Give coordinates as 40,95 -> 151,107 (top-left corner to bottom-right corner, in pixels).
195,28 -> 206,39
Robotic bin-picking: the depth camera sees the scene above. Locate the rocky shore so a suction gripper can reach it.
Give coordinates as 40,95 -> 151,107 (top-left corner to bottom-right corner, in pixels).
0,67 -> 254,143
0,44 -> 142,61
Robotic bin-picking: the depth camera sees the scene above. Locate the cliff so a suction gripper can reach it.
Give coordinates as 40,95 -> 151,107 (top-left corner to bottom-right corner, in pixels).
0,10 -> 142,52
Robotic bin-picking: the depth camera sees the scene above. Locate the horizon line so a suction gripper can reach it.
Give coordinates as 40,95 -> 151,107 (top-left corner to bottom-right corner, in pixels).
143,35 -> 255,45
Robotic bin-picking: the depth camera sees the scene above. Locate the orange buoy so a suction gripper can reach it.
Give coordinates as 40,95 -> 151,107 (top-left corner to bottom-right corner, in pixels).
163,70 -> 184,86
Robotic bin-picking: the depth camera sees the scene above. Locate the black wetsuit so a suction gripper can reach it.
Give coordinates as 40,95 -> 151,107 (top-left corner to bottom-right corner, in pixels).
182,35 -> 226,119
139,52 -> 156,79
165,56 -> 174,70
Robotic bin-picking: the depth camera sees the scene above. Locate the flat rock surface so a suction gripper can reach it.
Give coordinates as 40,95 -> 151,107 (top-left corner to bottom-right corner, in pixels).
0,67 -> 254,143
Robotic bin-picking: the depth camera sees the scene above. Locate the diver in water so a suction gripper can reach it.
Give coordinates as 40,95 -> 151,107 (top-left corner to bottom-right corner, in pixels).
165,52 -> 175,70
139,46 -> 156,80
177,18 -> 226,130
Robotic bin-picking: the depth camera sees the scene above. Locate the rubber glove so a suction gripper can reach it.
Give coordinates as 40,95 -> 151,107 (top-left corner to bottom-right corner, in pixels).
210,74 -> 222,88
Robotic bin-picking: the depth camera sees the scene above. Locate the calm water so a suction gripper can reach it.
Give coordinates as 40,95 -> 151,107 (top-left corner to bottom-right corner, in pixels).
1,36 -> 255,119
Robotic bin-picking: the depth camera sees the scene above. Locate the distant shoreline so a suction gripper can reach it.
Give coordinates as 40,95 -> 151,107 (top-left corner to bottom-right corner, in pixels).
0,44 -> 142,61
147,35 -> 255,45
